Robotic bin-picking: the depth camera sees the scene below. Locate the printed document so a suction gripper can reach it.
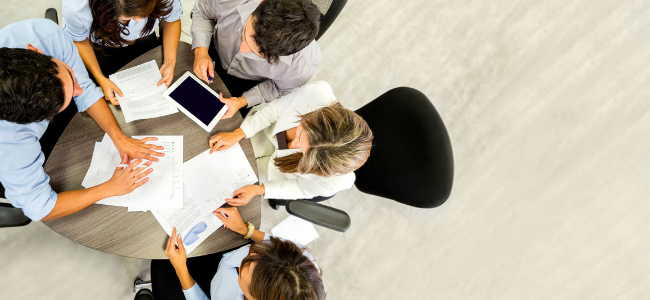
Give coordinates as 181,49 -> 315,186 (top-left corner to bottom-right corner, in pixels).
128,135 -> 184,212
184,143 -> 258,216
81,134 -> 183,211
271,215 -> 320,246
109,60 -> 178,123
152,186 -> 224,254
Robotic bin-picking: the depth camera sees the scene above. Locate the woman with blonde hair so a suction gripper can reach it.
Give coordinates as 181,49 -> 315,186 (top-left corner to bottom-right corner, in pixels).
209,81 -> 373,207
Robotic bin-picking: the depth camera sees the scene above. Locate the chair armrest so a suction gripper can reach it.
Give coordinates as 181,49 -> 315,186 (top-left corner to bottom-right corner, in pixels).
0,202 -> 31,228
45,8 -> 58,25
285,200 -> 350,232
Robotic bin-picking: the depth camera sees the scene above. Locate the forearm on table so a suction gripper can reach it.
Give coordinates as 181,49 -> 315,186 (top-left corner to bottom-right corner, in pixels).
41,184 -> 113,221
74,39 -> 105,81
174,265 -> 197,290
162,20 -> 181,66
85,100 -> 127,141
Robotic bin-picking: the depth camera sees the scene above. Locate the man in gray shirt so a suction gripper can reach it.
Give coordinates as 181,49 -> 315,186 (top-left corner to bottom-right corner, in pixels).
191,0 -> 322,118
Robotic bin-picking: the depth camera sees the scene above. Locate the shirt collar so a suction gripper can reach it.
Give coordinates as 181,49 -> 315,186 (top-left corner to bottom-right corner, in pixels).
236,1 -> 294,66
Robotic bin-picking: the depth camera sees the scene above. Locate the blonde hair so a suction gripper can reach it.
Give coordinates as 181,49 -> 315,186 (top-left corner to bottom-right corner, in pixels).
273,103 -> 373,176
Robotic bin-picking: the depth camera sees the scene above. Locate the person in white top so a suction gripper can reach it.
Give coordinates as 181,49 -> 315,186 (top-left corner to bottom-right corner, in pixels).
207,81 -> 373,206
162,206 -> 324,300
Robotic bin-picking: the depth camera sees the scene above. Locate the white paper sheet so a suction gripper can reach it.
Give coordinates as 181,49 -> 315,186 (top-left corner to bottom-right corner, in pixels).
109,60 -> 178,123
184,143 -> 258,216
151,187 -> 224,254
81,134 -> 183,211
128,135 -> 184,212
271,215 -> 320,246
83,135 -> 129,206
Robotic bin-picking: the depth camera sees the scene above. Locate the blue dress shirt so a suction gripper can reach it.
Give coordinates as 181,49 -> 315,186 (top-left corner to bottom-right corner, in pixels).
62,0 -> 183,44
182,235 -> 318,300
0,19 -> 104,221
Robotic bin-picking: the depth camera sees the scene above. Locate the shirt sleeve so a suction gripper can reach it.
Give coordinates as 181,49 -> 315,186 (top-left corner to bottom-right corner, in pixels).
182,283 -> 210,300
62,0 -> 93,42
0,132 -> 57,221
54,26 -> 103,112
163,0 -> 184,22
191,0 -> 220,51
239,101 -> 280,138
263,173 -> 355,200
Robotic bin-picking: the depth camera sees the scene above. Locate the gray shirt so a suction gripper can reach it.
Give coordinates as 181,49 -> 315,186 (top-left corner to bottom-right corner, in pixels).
191,0 -> 321,107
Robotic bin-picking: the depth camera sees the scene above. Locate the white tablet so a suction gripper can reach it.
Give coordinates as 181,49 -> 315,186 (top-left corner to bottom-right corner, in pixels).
163,72 -> 228,132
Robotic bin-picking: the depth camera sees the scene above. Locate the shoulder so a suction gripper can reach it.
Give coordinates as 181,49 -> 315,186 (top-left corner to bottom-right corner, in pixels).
0,19 -> 61,38
62,0 -> 93,27
298,81 -> 335,100
293,40 -> 321,63
0,121 -> 45,144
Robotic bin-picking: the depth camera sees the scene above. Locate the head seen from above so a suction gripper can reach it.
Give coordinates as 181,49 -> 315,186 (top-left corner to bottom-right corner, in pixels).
89,0 -> 173,50
242,0 -> 321,64
238,237 -> 325,300
0,47 -> 81,124
274,103 -> 374,177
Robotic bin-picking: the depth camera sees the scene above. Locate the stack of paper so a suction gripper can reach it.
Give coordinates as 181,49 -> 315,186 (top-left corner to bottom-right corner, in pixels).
109,60 -> 178,123
82,134 -> 183,211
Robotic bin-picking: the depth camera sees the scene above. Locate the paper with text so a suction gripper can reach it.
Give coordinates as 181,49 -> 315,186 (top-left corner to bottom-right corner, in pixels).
152,187 -> 224,254
184,143 -> 258,216
109,60 -> 177,123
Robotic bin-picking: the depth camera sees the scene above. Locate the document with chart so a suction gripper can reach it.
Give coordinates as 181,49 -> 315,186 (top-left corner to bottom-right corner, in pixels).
128,135 -> 184,211
109,60 -> 178,123
151,186 -> 224,255
81,134 -> 183,211
184,143 -> 258,216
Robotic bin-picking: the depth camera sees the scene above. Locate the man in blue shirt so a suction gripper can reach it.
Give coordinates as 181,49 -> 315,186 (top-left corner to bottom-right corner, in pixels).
0,19 -> 162,221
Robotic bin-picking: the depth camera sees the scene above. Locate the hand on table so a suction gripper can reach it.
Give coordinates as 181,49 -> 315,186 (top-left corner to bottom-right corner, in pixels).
219,93 -> 247,120
164,227 -> 187,270
209,128 -> 245,153
98,77 -> 123,105
158,63 -> 175,87
225,185 -> 264,206
114,136 -> 165,162
213,207 -> 248,235
193,47 -> 214,83
106,153 -> 153,196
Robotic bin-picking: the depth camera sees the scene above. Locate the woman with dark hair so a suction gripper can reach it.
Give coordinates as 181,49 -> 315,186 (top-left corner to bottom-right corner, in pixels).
208,81 -> 373,207
63,0 -> 182,104
160,206 -> 325,300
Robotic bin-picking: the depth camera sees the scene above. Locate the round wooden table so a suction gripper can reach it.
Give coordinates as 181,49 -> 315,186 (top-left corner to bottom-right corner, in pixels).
43,42 -> 261,259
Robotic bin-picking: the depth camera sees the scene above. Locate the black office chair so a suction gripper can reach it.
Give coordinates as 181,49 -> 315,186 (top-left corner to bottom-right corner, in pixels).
269,87 -> 454,231
0,203 -> 31,228
313,0 -> 347,40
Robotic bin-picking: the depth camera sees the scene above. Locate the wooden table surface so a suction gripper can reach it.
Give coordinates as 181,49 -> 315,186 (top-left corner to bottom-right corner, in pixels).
43,42 -> 261,259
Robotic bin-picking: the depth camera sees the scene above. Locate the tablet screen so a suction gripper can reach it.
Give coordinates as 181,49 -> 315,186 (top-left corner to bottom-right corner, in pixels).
168,77 -> 225,125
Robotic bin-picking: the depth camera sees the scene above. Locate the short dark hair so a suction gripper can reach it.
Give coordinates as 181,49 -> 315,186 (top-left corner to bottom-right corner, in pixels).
0,48 -> 65,124
251,0 -> 321,64
242,236 -> 325,300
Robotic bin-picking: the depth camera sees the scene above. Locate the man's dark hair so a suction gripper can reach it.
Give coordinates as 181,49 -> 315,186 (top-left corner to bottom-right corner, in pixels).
0,48 -> 65,124
251,0 -> 321,64
242,236 -> 325,300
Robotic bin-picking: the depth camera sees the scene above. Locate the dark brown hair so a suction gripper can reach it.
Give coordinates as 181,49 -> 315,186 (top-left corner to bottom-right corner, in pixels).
241,237 -> 325,300
0,48 -> 64,124
251,0 -> 321,64
89,0 -> 173,51
274,103 -> 374,176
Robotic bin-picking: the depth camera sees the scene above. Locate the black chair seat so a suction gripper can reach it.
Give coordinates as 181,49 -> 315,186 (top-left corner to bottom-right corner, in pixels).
354,87 -> 454,208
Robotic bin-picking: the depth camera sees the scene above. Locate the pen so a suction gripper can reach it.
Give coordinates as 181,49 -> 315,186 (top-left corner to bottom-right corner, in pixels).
207,61 -> 215,83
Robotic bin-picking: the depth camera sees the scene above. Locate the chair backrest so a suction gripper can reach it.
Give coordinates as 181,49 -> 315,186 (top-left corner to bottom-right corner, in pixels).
0,202 -> 31,228
353,87 -> 454,208
312,0 -> 347,40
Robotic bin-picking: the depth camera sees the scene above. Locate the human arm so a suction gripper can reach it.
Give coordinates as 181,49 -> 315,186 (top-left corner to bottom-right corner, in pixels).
225,185 -> 264,206
159,18 -> 181,87
85,99 -> 165,162
41,154 -> 152,220
164,228 -> 211,300
214,207 -> 265,242
191,0 -> 220,82
71,39 -> 123,105
262,172 -> 355,200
